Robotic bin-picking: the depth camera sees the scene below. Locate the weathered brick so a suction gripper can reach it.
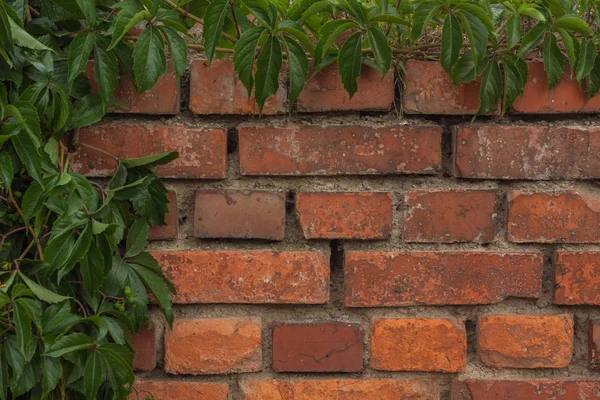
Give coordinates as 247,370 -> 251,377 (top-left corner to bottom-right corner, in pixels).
238,124 -> 442,176
194,190 -> 285,240
164,318 -> 262,375
240,379 -> 437,399
86,61 -> 180,114
404,190 -> 496,243
454,125 -> 600,179
513,62 -> 600,113
345,252 -> 542,307
403,60 -> 499,115
296,192 -> 392,239
189,59 -> 286,115
272,323 -> 364,372
132,324 -> 156,372
451,380 -> 600,399
589,320 -> 600,369
153,251 -> 329,304
477,314 -> 574,368
296,63 -> 394,112
149,191 -> 177,240
371,318 -> 466,372
131,381 -> 228,400
508,191 -> 600,243
554,251 -> 600,305
73,124 -> 227,179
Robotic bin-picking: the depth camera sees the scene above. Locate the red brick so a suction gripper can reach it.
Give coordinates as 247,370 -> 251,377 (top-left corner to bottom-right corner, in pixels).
403,60 -> 499,115
240,379 -> 437,399
153,251 -> 329,304
296,192 -> 392,239
345,252 -> 542,307
508,190 -> 600,243
272,323 -> 364,372
238,124 -> 442,176
73,124 -> 226,179
513,62 -> 600,113
451,380 -> 600,399
190,59 -> 286,115
404,190 -> 496,243
371,318 -> 466,372
296,63 -> 394,112
477,314 -> 574,368
194,190 -> 285,240
131,324 -> 156,372
86,61 -> 180,115
554,251 -> 600,305
149,191 -> 177,240
132,381 -> 228,400
164,318 -> 262,374
454,125 -> 600,179
589,320 -> 600,369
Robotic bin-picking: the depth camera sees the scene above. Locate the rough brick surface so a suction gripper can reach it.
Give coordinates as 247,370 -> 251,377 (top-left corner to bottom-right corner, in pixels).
454,125 -> 600,179
508,191 -> 600,243
403,60 -> 499,114
451,380 -> 600,399
164,318 -> 262,374
131,324 -> 156,371
589,320 -> 600,369
371,318 -> 466,372
296,192 -> 392,239
404,190 -> 497,243
477,314 -> 574,368
296,63 -> 394,112
190,59 -> 286,115
240,379 -> 437,399
73,124 -> 226,178
239,124 -> 442,175
345,252 -> 542,307
86,61 -> 180,114
513,62 -> 600,113
554,251 -> 600,305
194,190 -> 286,240
272,323 -> 364,372
149,191 -> 177,240
153,251 -> 329,304
132,381 -> 229,400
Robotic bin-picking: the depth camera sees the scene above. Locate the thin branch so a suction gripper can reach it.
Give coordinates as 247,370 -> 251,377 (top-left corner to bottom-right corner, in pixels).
7,189 -> 43,260
230,0 -> 241,39
163,0 -> 238,43
79,143 -> 120,162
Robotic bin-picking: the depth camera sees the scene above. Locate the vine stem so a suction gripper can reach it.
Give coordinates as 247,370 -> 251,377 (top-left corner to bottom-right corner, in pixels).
79,143 -> 120,162
163,0 -> 238,43
7,189 -> 44,260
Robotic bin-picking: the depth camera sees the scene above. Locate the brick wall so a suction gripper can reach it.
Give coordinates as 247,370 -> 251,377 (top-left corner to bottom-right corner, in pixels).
79,59 -> 600,399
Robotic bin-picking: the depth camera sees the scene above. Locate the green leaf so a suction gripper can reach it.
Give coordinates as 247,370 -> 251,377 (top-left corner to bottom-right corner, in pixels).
556,29 -> 577,76
93,39 -> 119,105
283,36 -> 309,107
338,31 -> 362,98
13,301 -> 31,352
477,59 -> 502,115
233,26 -> 266,96
4,336 -> 25,379
45,232 -> 75,271
456,2 -> 494,31
254,35 -> 283,113
518,22 -> 547,56
243,0 -> 274,27
518,4 -> 546,22
10,128 -> 42,184
18,272 -> 70,303
122,151 -> 179,168
368,14 -> 410,26
108,8 -> 151,51
277,20 -> 315,53
502,59 -> 525,114
21,181 -> 43,223
0,351 -> 7,400
0,151 -> 13,189
586,56 -> 600,98
41,357 -> 62,395
81,242 -> 105,295
59,224 -> 92,280
576,38 -> 597,84
317,19 -> 357,62
160,25 -> 187,78
67,32 -> 95,89
553,15 -> 592,35
130,263 -> 173,326
506,15 -> 521,50
133,27 -> 166,93
440,14 -> 463,74
298,0 -> 334,24
339,0 -> 367,24
84,352 -> 103,400
367,26 -> 391,75
0,3 -> 13,56
125,219 -> 149,258
75,0 -> 95,22
458,11 -> 488,60
66,94 -> 105,130
203,0 -> 229,65
8,18 -> 51,50
543,34 -> 564,90
45,333 -> 94,357
411,2 -> 439,44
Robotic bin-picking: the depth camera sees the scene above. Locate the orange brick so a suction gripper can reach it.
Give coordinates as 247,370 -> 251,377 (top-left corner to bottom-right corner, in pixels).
296,192 -> 392,239
404,190 -> 496,243
190,59 -> 286,115
554,251 -> 600,305
153,251 -> 329,304
451,380 -> 600,399
240,379 -> 437,399
132,381 -> 228,400
149,191 -> 177,240
132,324 -> 156,371
164,318 -> 262,374
589,320 -> 600,369
371,318 -> 466,372
477,314 -> 574,368
513,62 -> 600,113
508,191 -> 600,243
345,252 -> 542,307
238,124 -> 442,176
73,124 -> 226,179
296,63 -> 394,112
